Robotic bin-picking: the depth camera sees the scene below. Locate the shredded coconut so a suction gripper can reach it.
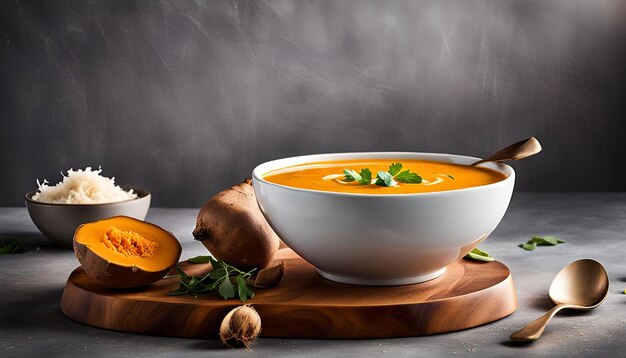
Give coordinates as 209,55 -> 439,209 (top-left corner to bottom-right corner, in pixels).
31,167 -> 138,204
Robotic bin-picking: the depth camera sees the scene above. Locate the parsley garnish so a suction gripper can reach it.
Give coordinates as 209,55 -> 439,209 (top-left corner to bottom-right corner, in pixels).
343,162 -> 422,187
343,168 -> 372,185
388,162 -> 403,176
395,170 -> 423,184
519,236 -> 566,251
376,171 -> 396,186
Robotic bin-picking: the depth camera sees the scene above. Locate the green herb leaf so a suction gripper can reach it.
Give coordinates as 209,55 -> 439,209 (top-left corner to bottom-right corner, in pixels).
464,247 -> 495,262
168,285 -> 190,296
343,169 -> 361,182
536,235 -> 566,245
208,267 -> 226,280
358,168 -> 372,185
175,265 -> 192,280
187,255 -> 213,264
0,239 -> 25,254
218,279 -> 235,300
236,275 -> 255,302
395,170 -> 422,184
344,168 -> 372,185
520,242 -> 537,251
536,236 -> 558,245
218,268 -> 235,300
446,174 -> 455,180
207,256 -> 223,270
376,171 -> 397,187
388,163 -> 403,176
519,236 -> 566,251
169,258 -> 256,302
201,279 -> 222,292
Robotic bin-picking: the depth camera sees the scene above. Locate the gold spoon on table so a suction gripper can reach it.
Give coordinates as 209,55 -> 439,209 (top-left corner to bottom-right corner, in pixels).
472,137 -> 542,166
509,259 -> 609,342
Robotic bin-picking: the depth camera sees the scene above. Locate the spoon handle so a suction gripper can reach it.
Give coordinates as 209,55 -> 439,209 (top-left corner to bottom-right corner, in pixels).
472,137 -> 542,166
509,303 -> 574,341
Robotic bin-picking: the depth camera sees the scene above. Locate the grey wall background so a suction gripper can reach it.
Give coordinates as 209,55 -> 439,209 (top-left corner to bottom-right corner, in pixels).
1,0 -> 625,207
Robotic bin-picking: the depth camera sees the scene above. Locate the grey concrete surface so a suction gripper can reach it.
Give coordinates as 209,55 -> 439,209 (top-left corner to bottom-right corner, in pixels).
1,193 -> 625,357
2,0 -> 626,207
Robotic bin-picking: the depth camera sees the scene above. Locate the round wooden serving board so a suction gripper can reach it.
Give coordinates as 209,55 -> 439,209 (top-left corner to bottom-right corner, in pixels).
61,248 -> 517,339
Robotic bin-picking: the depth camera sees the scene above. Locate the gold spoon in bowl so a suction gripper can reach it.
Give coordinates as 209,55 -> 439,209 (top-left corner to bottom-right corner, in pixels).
509,259 -> 609,342
472,137 -> 542,166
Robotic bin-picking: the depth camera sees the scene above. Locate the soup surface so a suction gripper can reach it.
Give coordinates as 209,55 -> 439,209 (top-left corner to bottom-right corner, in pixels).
262,159 -> 507,194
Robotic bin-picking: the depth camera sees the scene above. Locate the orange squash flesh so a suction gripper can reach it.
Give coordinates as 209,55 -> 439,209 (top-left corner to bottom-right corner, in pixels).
73,216 -> 181,288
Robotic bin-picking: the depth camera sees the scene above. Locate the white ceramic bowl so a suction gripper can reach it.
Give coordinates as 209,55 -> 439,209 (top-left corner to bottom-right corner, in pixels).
252,152 -> 514,286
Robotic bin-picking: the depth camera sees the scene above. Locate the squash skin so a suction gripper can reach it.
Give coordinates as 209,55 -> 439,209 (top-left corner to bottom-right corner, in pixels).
193,179 -> 280,271
73,216 -> 182,289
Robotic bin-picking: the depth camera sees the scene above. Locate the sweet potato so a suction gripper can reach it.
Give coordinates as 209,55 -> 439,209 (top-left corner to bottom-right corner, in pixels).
192,179 -> 280,271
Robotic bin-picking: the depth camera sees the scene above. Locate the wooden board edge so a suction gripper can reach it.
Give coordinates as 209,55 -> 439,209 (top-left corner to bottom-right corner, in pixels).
257,272 -> 518,339
60,267 -> 517,339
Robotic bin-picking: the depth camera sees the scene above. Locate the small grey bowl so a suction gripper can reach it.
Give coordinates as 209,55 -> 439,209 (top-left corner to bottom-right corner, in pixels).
25,185 -> 151,249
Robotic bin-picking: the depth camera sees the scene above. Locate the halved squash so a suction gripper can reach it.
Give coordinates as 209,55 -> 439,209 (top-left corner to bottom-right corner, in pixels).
73,216 -> 182,288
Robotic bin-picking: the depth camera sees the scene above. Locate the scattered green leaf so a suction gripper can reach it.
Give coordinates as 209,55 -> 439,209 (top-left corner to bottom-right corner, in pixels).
464,247 -> 495,262
520,242 -> 537,251
175,265 -> 191,280
208,267 -> 226,280
237,274 -> 255,302
187,255 -> 213,264
168,286 -> 191,296
218,268 -> 236,300
445,174 -> 455,180
0,239 -> 25,254
519,236 -> 566,251
207,256 -> 223,270
169,255 -> 256,302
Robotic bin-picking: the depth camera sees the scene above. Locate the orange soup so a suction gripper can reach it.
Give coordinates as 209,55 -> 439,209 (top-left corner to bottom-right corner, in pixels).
263,159 -> 507,194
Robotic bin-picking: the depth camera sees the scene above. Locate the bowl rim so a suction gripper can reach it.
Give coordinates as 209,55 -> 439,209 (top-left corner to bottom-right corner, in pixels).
252,151 -> 515,197
24,184 -> 151,207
